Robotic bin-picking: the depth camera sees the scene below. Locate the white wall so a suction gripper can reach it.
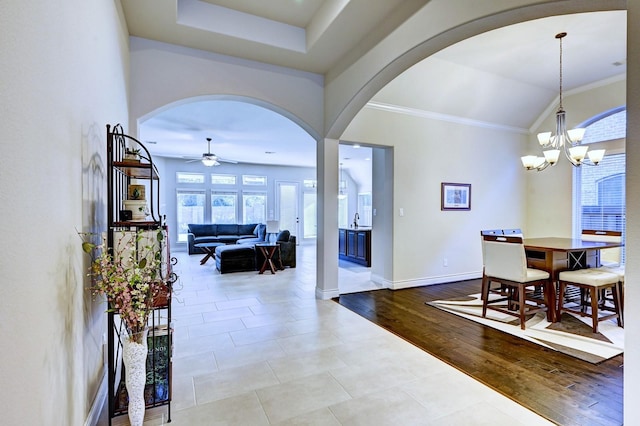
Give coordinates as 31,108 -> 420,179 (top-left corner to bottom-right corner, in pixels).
128,37 -> 324,141
624,3 -> 640,422
0,1 -> 129,425
341,106 -> 527,287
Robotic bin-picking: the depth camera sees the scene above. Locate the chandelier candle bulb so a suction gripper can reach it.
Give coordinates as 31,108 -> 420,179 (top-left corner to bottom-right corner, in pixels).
587,149 -> 605,165
543,150 -> 560,165
569,145 -> 588,163
537,132 -> 551,146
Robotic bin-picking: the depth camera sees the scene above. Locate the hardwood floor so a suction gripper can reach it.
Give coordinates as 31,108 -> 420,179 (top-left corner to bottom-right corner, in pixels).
335,279 -> 623,426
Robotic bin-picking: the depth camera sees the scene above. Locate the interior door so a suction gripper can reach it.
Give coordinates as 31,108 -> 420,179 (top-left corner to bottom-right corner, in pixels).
277,181 -> 300,239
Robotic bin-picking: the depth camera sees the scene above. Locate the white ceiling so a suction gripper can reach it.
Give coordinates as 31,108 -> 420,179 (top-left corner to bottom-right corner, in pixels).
126,2 -> 626,179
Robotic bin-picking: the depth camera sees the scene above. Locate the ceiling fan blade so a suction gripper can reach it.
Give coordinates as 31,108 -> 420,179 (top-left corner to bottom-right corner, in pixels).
182,157 -> 201,163
218,158 -> 238,164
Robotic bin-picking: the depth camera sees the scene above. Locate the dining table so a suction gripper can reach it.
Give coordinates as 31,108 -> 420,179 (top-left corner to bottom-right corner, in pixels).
523,237 -> 624,322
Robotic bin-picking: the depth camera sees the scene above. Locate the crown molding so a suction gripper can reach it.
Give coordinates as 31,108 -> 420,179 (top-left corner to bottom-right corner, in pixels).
365,101 -> 529,135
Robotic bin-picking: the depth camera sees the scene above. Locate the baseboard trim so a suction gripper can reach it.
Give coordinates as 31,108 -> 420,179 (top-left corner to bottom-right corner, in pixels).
388,271 -> 482,290
316,286 -> 340,300
371,273 -> 392,289
84,372 -> 107,426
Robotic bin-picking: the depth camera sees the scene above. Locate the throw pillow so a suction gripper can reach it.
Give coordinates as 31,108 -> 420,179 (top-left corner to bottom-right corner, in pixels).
276,230 -> 290,242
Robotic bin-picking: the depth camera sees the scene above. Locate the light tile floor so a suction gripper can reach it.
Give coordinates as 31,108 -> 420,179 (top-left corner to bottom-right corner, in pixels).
105,244 -> 553,425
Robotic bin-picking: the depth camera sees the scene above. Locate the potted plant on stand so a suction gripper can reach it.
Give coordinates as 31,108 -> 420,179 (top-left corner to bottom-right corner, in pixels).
81,229 -> 171,426
124,148 -> 141,162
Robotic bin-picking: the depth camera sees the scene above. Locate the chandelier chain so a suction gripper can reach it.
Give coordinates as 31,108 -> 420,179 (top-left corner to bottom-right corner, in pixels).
558,32 -> 564,110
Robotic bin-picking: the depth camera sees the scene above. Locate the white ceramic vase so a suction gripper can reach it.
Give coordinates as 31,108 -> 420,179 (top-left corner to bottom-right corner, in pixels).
123,328 -> 149,426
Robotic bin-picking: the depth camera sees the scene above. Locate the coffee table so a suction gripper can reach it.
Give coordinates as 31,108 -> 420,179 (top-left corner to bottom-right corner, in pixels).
194,242 -> 224,265
255,243 -> 284,274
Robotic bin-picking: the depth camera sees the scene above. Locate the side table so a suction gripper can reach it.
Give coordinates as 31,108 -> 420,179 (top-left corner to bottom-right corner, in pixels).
255,243 -> 284,274
194,242 -> 224,265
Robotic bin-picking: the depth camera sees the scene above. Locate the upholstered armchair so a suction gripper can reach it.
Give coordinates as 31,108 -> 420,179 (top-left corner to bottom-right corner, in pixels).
276,230 -> 296,268
254,230 -> 296,268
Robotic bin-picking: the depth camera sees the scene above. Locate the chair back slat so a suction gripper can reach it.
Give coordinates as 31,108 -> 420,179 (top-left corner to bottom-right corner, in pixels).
480,230 -> 502,266
482,235 -> 527,282
581,229 -> 622,266
503,228 -> 523,237
480,229 -> 503,236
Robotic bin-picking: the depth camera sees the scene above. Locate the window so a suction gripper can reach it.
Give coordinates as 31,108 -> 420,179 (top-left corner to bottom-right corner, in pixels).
357,192 -> 372,227
211,174 -> 236,185
176,172 -> 204,184
574,108 -> 626,263
242,175 -> 267,186
303,192 -> 317,238
580,107 -> 626,144
176,190 -> 205,242
338,196 -> 348,228
211,191 -> 237,223
576,153 -> 625,235
242,192 -> 266,223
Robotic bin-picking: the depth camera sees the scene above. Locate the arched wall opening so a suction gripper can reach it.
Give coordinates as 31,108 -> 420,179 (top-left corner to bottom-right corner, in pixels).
133,95 -> 320,253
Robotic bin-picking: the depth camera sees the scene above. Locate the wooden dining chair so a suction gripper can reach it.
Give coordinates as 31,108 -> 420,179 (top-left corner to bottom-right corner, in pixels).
580,229 -> 625,319
557,268 -> 623,333
480,230 -> 507,299
481,235 -> 552,329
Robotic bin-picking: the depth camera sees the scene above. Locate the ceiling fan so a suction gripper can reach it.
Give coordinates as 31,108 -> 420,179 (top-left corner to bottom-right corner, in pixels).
185,137 -> 238,166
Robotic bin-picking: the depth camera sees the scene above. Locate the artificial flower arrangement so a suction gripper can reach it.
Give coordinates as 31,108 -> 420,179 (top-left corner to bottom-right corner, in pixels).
81,228 -> 171,343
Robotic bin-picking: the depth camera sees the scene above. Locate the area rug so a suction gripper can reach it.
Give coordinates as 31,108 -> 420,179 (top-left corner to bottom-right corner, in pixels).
426,293 -> 624,364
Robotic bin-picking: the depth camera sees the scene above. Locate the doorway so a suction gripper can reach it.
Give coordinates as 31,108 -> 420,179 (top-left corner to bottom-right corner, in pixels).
276,181 -> 300,240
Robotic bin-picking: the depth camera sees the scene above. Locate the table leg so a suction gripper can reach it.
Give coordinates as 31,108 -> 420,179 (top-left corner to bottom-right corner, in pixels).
546,280 -> 557,322
258,246 -> 277,274
200,248 -> 214,265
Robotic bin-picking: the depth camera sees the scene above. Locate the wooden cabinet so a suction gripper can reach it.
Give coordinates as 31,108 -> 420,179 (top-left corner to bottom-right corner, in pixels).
339,228 -> 371,266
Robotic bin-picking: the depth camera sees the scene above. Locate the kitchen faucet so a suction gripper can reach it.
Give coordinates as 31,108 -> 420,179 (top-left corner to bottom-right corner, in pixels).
353,213 -> 360,229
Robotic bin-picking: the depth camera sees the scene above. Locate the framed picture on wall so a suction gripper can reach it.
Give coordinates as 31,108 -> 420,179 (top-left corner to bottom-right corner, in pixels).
441,182 -> 471,211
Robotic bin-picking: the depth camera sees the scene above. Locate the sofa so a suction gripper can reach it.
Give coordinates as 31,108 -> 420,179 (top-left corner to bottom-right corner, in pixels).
214,230 -> 297,273
188,223 -> 265,254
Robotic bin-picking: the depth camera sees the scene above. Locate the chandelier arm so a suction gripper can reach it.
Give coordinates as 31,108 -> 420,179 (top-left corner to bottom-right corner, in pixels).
562,132 -> 580,166
536,161 -> 550,172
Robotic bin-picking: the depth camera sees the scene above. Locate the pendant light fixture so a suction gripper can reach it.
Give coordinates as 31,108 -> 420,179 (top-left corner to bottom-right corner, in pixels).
338,163 -> 347,199
521,32 -> 605,171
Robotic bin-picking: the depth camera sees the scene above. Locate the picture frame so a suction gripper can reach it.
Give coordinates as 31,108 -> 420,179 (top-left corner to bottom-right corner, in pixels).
441,182 -> 471,211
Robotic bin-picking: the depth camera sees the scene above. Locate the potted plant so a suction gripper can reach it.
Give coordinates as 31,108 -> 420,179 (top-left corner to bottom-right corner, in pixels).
124,148 -> 141,162
80,229 -> 171,426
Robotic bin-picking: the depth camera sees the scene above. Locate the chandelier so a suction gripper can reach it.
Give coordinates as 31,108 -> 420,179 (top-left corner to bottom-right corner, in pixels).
521,32 -> 605,171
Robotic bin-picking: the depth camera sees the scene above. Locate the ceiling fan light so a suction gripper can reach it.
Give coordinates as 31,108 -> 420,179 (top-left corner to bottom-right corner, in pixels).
202,157 -> 217,167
